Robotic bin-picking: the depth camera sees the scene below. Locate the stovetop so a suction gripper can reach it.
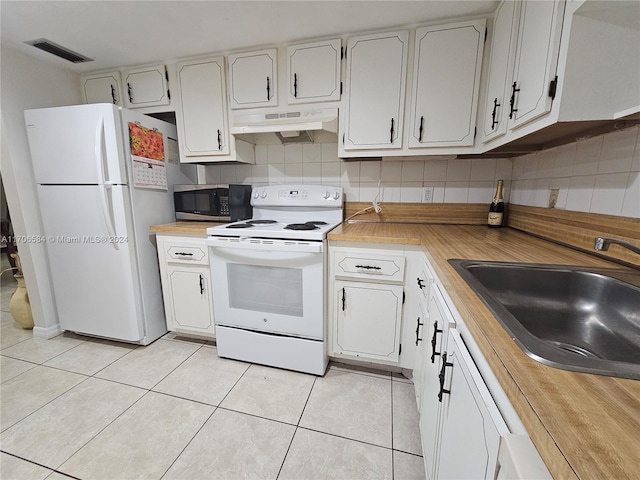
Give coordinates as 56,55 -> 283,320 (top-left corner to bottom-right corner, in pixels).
207,185 -> 344,241
208,218 -> 341,241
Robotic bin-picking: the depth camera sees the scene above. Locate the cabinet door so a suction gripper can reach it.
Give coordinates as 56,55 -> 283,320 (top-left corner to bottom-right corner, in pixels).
228,49 -> 278,108
81,71 -> 123,106
509,0 -> 565,129
176,57 -> 230,157
482,0 -> 521,143
344,30 -> 409,150
287,39 -> 342,104
413,300 -> 429,410
420,285 -> 455,480
413,259 -> 433,411
435,330 -> 508,480
409,19 -> 486,148
166,264 -> 215,335
333,281 -> 403,363
122,64 -> 170,108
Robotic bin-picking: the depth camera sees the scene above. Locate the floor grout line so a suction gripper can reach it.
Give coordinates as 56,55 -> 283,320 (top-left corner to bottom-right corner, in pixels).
0,327 -> 424,479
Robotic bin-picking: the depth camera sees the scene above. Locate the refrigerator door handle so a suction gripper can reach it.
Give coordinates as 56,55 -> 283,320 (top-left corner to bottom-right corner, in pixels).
95,118 -> 119,250
94,117 -> 106,184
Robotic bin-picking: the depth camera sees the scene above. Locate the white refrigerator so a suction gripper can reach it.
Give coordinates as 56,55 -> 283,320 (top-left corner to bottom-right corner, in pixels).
24,103 -> 197,344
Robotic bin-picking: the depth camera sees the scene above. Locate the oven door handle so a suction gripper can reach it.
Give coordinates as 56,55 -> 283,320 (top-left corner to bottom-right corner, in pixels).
207,240 -> 323,254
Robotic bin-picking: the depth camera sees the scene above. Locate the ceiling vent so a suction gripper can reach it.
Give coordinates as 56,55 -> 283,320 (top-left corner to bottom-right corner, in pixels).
24,38 -> 93,63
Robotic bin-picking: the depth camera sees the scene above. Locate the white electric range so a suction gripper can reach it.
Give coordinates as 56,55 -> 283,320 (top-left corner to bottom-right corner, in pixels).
206,184 -> 344,375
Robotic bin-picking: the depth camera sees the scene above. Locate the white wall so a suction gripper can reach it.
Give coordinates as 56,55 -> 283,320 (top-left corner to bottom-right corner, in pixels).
510,125 -> 640,218
1,45 -> 81,335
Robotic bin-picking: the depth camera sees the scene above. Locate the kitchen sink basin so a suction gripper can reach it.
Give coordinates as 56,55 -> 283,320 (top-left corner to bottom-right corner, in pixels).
449,260 -> 640,380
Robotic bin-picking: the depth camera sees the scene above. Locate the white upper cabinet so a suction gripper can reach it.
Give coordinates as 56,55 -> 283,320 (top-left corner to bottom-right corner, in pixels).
482,0 -> 521,142
287,39 -> 342,104
508,0 -> 565,130
175,56 -> 230,158
122,64 -> 171,108
409,19 -> 486,148
343,30 -> 409,151
81,71 -> 123,106
228,49 -> 278,109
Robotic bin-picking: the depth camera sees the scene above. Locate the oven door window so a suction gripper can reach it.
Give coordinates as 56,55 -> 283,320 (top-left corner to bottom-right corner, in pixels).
228,264 -> 303,317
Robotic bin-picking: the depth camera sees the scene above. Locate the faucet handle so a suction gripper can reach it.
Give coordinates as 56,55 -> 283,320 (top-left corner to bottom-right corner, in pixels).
594,237 -> 608,251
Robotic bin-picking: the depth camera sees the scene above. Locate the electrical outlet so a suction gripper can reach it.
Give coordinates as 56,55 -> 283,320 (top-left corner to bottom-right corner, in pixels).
422,186 -> 434,203
548,189 -> 559,208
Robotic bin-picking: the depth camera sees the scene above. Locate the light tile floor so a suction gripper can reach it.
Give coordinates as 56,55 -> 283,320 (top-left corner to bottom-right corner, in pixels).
0,261 -> 425,480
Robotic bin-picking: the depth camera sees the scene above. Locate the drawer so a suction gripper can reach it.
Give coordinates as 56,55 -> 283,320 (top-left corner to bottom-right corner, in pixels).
165,243 -> 208,265
334,251 -> 405,283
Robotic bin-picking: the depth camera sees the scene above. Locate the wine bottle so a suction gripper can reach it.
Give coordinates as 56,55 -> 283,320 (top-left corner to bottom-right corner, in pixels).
488,179 -> 504,228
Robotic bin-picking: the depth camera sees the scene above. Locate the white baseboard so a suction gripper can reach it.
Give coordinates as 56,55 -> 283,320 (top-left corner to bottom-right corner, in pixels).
32,323 -> 63,339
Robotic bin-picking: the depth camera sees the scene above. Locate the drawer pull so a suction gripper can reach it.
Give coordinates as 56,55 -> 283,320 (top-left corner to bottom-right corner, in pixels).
415,317 -> 423,346
355,265 -> 381,271
438,352 -> 453,402
174,252 -> 194,256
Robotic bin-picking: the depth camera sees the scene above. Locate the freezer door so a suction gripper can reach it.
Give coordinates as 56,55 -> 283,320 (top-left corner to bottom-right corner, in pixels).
25,104 -> 127,185
37,184 -> 146,341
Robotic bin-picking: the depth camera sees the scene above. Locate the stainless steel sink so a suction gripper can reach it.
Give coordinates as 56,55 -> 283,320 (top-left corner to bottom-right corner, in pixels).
449,260 -> 640,380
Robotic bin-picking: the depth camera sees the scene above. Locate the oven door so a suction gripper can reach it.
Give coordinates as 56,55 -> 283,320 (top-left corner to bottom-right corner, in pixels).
207,237 -> 325,340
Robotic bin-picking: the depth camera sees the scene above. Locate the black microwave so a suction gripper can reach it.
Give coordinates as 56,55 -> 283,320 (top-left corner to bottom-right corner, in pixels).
173,184 -> 252,222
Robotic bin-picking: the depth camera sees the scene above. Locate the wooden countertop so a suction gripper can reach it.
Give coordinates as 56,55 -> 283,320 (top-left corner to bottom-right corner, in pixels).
329,222 -> 640,480
150,221 -> 223,236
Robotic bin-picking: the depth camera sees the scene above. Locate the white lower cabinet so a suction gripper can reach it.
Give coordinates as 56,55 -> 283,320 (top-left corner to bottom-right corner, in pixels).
416,254 -> 550,480
434,329 -> 508,479
420,283 -> 507,479
329,243 -> 418,367
333,280 -> 403,362
156,234 -> 215,338
412,258 -> 434,411
419,284 -> 456,478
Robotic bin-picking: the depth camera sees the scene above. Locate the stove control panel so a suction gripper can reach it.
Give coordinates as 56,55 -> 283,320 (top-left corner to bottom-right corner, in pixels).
251,185 -> 343,207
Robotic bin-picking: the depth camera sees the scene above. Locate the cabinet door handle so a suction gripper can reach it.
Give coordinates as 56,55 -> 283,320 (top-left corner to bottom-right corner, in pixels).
110,84 -> 117,104
127,82 -> 133,103
430,321 -> 443,363
217,129 -> 222,150
390,118 -> 395,143
266,76 -> 271,101
438,352 -> 453,402
199,274 -> 204,295
509,82 -> 520,119
491,97 -> 501,129
355,264 -> 381,271
418,116 -> 424,142
293,73 -> 298,98
341,287 -> 346,311
415,317 -> 424,346
417,277 -> 425,289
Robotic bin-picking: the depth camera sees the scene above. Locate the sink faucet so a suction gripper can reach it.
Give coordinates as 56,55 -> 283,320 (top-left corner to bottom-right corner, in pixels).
594,237 -> 640,256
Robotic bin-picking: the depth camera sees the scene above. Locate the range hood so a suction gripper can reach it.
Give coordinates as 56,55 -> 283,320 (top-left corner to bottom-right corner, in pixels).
230,108 -> 338,144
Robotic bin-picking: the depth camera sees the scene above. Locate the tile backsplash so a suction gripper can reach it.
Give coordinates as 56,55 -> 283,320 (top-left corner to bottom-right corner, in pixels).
510,125 -> 640,218
204,125 -> 639,219
205,142 -> 512,204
